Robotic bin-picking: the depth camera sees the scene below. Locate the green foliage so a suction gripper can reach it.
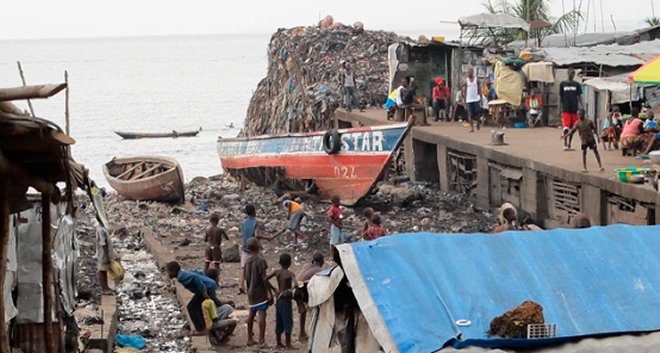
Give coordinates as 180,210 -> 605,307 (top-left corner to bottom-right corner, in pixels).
644,17 -> 660,27
473,0 -> 582,46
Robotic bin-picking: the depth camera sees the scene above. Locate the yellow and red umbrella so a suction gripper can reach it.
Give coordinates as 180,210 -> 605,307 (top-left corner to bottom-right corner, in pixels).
628,55 -> 660,84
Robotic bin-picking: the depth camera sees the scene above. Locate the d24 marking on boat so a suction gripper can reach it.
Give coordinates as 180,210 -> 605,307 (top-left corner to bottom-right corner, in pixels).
334,166 -> 358,179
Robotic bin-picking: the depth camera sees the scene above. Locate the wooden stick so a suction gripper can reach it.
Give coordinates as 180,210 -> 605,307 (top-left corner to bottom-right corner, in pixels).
42,195 -> 55,353
65,71 -> 70,135
16,61 -> 35,117
0,178 -> 10,353
131,164 -> 160,180
0,84 -> 67,102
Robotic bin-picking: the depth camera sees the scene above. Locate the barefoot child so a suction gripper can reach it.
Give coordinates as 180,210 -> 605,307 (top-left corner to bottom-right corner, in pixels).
565,109 -> 604,173
239,205 -> 274,294
244,238 -> 271,347
267,254 -> 296,349
282,200 -> 306,243
361,207 -> 374,236
204,213 -> 228,271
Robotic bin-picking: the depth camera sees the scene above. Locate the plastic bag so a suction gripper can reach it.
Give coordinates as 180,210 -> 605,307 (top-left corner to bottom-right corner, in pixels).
116,334 -> 146,349
108,261 -> 124,281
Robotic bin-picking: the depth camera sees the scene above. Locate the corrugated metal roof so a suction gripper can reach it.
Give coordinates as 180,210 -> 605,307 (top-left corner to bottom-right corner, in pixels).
540,40 -> 660,67
338,225 -> 660,353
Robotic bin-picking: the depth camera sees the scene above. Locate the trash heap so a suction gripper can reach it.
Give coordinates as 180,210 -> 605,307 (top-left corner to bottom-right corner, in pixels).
243,17 -> 409,136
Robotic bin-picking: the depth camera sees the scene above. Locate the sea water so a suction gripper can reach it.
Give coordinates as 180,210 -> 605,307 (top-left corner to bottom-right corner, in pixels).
0,34 -> 269,186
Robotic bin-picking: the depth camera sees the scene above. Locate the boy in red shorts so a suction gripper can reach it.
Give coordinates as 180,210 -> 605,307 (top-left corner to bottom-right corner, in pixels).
559,68 -> 582,151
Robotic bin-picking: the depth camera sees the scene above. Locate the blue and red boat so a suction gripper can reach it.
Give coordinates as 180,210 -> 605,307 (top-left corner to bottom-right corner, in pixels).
217,121 -> 412,205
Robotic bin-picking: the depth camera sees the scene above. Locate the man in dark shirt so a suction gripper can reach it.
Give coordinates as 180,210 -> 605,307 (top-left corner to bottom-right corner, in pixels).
559,68 -> 582,150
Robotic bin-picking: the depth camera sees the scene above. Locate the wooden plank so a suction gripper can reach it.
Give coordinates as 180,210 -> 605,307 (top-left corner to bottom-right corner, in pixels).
116,162 -> 145,180
0,83 -> 67,101
42,196 -> 55,353
0,178 -> 10,353
131,164 -> 160,180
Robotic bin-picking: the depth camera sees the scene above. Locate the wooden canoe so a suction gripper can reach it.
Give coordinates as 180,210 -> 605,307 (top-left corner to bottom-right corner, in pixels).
217,121 -> 412,206
103,156 -> 185,204
114,128 -> 201,139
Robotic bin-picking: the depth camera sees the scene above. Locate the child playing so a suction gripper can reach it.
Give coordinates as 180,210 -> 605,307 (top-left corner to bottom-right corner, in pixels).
204,213 -> 228,271
565,109 -> 604,173
362,214 -> 387,240
282,200 -> 306,243
239,205 -> 274,294
244,238 -> 271,347
267,254 -> 296,349
202,268 -> 238,346
294,251 -> 324,341
328,196 -> 351,246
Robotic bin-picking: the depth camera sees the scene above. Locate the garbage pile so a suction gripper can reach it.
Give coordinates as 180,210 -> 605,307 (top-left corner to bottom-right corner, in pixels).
243,18 -> 409,136
76,205 -> 192,352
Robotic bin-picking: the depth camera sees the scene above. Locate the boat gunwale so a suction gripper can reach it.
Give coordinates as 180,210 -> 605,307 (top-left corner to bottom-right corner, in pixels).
103,156 -> 181,185
216,122 -> 409,143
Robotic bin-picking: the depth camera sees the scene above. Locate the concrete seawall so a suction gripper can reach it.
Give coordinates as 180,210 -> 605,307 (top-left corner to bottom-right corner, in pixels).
336,108 -> 660,227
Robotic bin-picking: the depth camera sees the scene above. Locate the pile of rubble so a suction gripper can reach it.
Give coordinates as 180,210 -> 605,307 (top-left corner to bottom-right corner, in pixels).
243,17 -> 409,136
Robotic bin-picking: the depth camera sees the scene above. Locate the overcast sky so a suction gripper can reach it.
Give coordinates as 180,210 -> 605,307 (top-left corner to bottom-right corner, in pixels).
0,0 -> 655,40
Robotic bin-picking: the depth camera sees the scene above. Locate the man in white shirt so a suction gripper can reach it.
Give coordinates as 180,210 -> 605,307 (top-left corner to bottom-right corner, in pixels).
461,67 -> 482,132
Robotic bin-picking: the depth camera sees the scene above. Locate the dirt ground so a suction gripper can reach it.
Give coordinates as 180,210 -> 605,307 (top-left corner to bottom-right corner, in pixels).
78,174 -> 496,352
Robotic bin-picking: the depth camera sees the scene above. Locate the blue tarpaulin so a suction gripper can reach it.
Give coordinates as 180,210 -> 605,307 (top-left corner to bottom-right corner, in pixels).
339,225 -> 660,353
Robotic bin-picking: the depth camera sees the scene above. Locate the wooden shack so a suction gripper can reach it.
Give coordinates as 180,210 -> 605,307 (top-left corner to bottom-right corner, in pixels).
0,84 -> 83,353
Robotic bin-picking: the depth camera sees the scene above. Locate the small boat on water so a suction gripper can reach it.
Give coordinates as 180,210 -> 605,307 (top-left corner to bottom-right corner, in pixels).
114,127 -> 201,139
217,121 -> 412,206
103,156 -> 185,204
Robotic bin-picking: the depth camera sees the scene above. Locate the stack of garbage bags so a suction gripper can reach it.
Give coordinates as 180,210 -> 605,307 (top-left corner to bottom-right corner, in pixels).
243,21 -> 408,136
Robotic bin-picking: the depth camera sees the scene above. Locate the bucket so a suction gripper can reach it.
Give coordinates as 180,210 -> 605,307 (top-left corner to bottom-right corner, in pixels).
514,122 -> 526,128
615,167 -> 649,182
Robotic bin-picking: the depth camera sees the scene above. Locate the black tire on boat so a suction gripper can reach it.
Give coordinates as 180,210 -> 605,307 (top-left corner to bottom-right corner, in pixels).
323,129 -> 341,154
304,179 -> 318,194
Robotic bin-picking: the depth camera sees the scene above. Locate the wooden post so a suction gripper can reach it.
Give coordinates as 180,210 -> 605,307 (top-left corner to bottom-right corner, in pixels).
41,196 -> 55,353
64,71 -> 70,136
0,177 -> 10,353
16,61 -> 35,117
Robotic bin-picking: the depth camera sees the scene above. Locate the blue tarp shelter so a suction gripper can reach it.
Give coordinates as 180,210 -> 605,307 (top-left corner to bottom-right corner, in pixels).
324,225 -> 660,353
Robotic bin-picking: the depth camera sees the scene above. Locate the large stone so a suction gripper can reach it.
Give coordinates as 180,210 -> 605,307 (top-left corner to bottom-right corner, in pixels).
489,300 -> 545,338
222,244 -> 240,263
319,15 -> 334,29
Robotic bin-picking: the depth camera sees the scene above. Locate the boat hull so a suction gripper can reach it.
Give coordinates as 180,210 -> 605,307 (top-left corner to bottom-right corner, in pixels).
218,123 -> 410,205
103,156 -> 185,204
114,130 -> 200,139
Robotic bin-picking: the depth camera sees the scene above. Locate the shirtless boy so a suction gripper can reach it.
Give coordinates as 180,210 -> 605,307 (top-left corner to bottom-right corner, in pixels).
267,253 -> 297,349
565,109 -> 604,172
204,213 -> 228,271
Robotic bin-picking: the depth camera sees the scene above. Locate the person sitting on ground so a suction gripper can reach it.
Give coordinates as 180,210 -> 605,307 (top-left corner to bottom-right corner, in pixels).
201,268 -> 237,346
204,213 -> 229,271
244,238 -> 272,347
620,108 -> 648,156
95,219 -> 117,295
565,109 -> 604,172
525,88 -> 543,127
640,111 -> 659,155
166,261 -> 222,335
239,204 -> 275,294
493,206 -> 519,233
293,251 -> 324,342
266,253 -> 297,349
362,214 -> 387,240
361,207 -> 374,237
432,78 -> 450,121
282,199 -> 306,243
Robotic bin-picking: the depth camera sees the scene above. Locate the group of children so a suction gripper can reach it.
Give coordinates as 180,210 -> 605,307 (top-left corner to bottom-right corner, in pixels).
188,194 -> 390,348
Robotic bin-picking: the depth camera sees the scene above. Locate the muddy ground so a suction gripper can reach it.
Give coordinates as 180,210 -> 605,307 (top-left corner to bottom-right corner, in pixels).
76,175 -> 496,352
